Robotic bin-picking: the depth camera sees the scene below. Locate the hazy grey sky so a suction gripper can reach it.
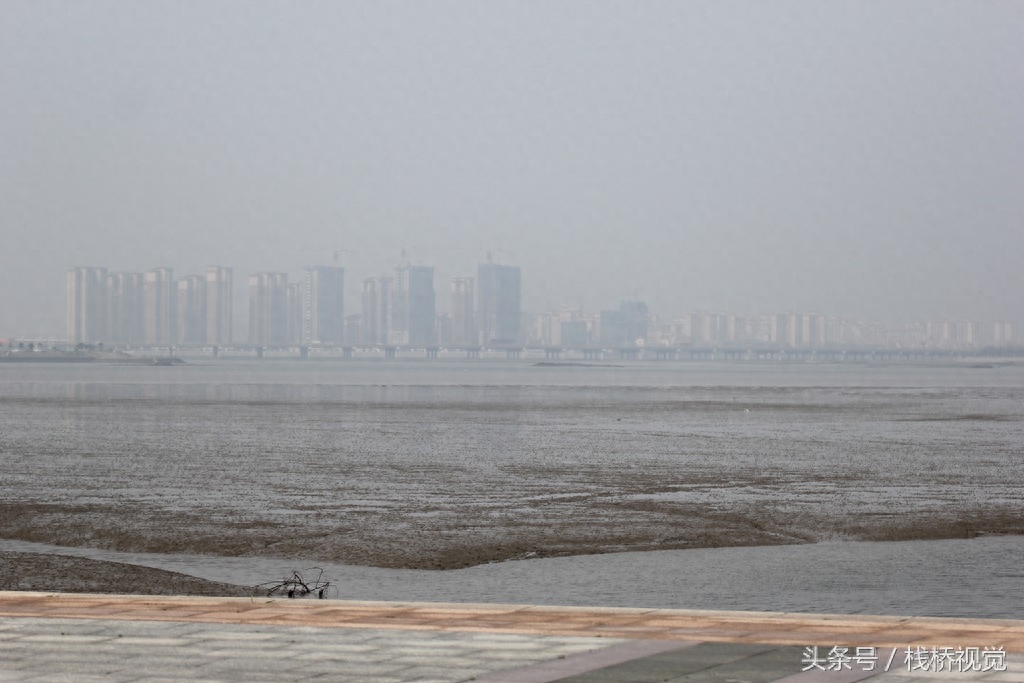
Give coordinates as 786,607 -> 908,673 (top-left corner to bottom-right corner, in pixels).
2,1 -> 1021,336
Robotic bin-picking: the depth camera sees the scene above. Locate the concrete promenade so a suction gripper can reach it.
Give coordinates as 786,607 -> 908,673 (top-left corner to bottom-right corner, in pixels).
1,592 -> 1021,682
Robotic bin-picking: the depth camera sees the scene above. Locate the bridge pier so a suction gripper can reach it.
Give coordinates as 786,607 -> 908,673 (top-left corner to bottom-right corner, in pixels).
425,347 -> 439,359
342,347 -> 352,359
256,346 -> 265,360
299,346 -> 309,360
506,349 -> 521,359
384,346 -> 397,359
545,348 -> 561,360
211,346 -> 219,358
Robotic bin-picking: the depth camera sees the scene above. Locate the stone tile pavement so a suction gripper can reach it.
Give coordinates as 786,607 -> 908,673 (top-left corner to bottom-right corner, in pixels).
0,592 -> 1021,682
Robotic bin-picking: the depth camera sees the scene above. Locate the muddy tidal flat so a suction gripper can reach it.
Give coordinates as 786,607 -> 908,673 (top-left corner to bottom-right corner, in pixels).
0,550 -> 248,596
1,360 -> 1022,577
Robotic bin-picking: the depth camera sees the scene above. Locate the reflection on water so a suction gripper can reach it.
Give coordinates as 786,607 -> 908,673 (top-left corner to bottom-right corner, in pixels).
3,535 -> 1022,619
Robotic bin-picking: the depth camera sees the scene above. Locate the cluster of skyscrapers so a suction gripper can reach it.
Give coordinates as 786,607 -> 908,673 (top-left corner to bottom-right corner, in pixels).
66,262 -> 1017,350
66,262 -> 524,348
66,266 -> 233,346
244,262 -> 522,348
526,308 -> 1019,350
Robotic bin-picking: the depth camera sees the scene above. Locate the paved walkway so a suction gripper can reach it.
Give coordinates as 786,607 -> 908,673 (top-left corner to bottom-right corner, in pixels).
1,592 -> 1021,682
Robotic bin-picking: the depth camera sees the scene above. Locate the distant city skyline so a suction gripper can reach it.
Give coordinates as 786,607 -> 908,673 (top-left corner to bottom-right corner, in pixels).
35,231 -> 1024,341
2,3 -> 1022,339
57,260 -> 1019,351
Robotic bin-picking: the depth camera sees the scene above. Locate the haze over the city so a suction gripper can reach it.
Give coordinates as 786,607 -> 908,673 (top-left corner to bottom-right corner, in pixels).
1,1 -> 1021,338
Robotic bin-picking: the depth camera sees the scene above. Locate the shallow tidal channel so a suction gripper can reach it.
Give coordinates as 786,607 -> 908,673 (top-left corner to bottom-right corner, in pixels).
3,535 -> 1022,619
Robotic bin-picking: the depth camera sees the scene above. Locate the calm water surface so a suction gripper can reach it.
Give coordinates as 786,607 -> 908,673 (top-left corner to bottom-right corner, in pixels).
2,535 -> 1021,619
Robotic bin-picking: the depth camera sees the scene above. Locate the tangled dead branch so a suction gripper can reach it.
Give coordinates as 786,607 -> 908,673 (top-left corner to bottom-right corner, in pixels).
251,567 -> 336,599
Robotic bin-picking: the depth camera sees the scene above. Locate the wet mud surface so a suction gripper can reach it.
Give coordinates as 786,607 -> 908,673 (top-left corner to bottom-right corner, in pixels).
1,363 -> 1022,573
1,495 -> 1021,573
0,551 -> 248,596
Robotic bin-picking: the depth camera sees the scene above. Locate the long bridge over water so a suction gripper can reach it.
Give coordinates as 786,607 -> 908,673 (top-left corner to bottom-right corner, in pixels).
90,342 -> 1010,363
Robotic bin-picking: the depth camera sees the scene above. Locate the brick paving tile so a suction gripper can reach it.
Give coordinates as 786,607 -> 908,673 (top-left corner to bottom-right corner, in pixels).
5,593 -> 1021,649
181,631 -> 279,642
478,640 -> 691,683
901,632 -> 1018,649
288,660 -> 415,677
15,634 -> 112,644
3,592 -> 1024,683
288,643 -> 386,657
773,664 -> 890,683
101,636 -> 185,646
389,655 -> 491,668
400,672 -> 479,682
903,617 -> 1024,629
201,647 -> 307,660
82,609 -> 210,622
551,642 -> 777,682
991,638 -> 1024,651
888,634 -> 1010,650
24,675 -> 130,683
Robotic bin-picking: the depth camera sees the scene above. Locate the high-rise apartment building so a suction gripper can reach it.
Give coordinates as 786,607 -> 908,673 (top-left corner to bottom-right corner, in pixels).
205,266 -> 233,345
361,276 -> 392,345
302,266 -> 345,344
692,310 -> 734,346
248,272 -> 288,345
436,312 -> 452,347
450,277 -> 476,346
67,267 -> 108,344
529,312 -> 557,346
287,282 -> 303,345
176,275 -> 207,344
690,311 -> 710,345
993,321 -> 1016,346
600,301 -> 648,347
620,301 -> 648,345
772,311 -> 802,347
344,314 -> 363,345
144,267 -> 175,345
808,313 -> 827,347
393,265 -> 435,346
726,315 -> 748,344
106,271 -> 144,346
599,310 -> 628,347
477,264 -> 521,346
561,320 -> 590,347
